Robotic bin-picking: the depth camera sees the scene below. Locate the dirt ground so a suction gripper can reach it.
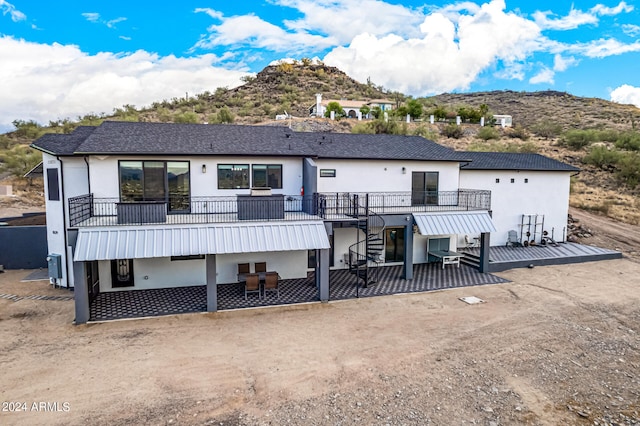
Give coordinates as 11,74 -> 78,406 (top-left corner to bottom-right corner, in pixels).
568,207 -> 640,263
1,257 -> 639,426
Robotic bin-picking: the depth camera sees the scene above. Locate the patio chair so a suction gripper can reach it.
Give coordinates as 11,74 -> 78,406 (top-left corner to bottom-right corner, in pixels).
464,234 -> 480,248
254,262 -> 267,273
238,263 -> 250,274
506,230 -> 522,247
263,272 -> 279,299
244,273 -> 261,300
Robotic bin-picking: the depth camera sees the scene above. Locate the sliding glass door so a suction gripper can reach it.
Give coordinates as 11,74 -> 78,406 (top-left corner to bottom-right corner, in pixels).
411,172 -> 439,205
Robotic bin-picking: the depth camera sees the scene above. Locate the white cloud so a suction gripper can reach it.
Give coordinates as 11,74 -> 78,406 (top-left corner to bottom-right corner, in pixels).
82,12 -> 127,29
82,12 -> 100,22
622,24 -> 640,37
590,1 -> 634,16
534,1 -> 633,31
0,36 -> 248,130
275,0 -> 423,43
194,9 -> 336,53
324,0 -> 544,95
533,8 -> 598,30
529,68 -> 554,85
610,84 -> 640,107
553,54 -> 578,71
0,0 -> 25,22
569,38 -> 640,58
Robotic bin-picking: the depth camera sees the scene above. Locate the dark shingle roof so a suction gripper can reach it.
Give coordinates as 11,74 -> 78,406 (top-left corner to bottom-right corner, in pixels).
297,132 -> 458,161
32,121 -> 460,162
460,152 -> 579,172
30,126 -> 97,155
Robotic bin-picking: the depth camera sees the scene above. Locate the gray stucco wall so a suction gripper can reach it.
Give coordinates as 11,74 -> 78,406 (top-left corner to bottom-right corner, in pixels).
0,226 -> 47,269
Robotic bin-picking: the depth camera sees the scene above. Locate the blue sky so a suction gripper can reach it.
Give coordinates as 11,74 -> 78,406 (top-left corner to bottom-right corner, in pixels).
1,0 -> 640,132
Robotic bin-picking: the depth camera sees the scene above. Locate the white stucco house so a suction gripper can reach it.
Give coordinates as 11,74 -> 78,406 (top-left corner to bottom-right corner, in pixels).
31,122 -> 578,323
309,94 -> 395,118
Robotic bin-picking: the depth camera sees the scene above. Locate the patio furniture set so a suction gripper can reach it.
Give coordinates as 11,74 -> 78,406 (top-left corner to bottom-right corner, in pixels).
237,262 -> 280,300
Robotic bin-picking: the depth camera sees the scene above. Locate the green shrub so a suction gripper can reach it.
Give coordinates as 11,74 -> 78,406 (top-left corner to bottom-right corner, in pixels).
11,119 -> 44,139
506,125 -> 530,140
174,111 -> 199,124
583,146 -> 622,169
476,126 -> 500,141
617,153 -> 640,188
467,141 -> 539,153
216,107 -> 234,124
531,121 -> 562,139
412,125 -> 439,140
560,129 -> 598,150
615,131 -> 640,151
441,123 -> 464,139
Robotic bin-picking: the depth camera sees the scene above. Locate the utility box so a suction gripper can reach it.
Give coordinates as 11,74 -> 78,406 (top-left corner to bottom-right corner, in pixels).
46,254 -> 63,279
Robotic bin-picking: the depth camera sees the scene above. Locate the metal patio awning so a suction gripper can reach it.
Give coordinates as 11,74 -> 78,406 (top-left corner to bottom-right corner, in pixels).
73,221 -> 331,261
413,211 -> 496,236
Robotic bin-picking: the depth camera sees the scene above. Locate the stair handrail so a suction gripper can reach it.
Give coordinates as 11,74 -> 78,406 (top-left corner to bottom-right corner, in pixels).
347,193 -> 386,287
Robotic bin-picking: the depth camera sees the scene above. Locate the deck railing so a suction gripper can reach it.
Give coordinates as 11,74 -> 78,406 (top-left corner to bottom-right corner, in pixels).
316,190 -> 491,217
68,189 -> 491,227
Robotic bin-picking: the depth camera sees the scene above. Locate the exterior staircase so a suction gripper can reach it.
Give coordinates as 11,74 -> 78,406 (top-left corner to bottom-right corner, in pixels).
346,194 -> 385,289
460,250 -> 481,269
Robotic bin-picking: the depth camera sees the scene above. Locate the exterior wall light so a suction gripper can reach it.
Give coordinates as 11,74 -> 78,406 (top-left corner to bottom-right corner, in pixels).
402,167 -> 406,174
202,164 -> 207,173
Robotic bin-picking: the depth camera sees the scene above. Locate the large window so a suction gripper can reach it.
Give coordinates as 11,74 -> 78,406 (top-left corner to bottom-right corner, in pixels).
252,164 -> 282,188
218,164 -> 249,189
119,161 -> 190,212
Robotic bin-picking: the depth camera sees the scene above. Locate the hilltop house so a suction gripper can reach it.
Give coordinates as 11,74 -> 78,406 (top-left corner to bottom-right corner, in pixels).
309,94 -> 395,118
31,122 -> 578,323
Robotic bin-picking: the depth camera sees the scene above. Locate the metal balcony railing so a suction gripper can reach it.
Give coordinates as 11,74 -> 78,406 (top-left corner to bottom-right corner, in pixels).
68,189 -> 491,227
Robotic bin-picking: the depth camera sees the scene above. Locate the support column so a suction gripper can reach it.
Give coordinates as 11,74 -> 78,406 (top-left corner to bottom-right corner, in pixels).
316,248 -> 330,302
206,254 -> 217,312
72,261 -> 89,324
478,232 -> 491,273
402,223 -> 414,280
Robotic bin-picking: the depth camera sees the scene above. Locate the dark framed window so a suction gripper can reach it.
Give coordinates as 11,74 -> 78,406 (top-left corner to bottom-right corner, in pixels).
320,169 -> 336,178
171,255 -> 205,261
218,164 -> 249,189
46,168 -> 60,201
252,164 -> 282,188
411,171 -> 439,205
524,178 -> 529,183
510,178 -> 515,183
119,160 -> 190,212
495,178 -> 500,183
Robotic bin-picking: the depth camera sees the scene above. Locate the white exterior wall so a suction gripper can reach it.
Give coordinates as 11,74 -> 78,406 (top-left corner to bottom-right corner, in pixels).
332,228 -> 364,269
216,250 -> 308,284
98,257 -> 206,292
460,170 -> 572,245
88,155 -> 304,198
315,159 -> 460,193
42,154 -> 89,288
97,250 -> 309,292
42,154 -> 67,286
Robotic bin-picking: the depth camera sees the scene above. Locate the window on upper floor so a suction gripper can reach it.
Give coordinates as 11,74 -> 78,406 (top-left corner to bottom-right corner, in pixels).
252,164 -> 282,188
218,164 -> 249,189
119,160 -> 190,212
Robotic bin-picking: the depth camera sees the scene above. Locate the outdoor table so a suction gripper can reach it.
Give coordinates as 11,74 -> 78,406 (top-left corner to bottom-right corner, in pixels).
428,250 -> 463,269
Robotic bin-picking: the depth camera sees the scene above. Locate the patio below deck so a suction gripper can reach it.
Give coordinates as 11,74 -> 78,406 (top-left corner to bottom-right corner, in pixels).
89,263 -> 509,321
